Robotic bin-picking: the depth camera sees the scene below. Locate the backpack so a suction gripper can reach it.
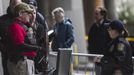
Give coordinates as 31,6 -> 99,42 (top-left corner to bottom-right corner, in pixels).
0,14 -> 13,53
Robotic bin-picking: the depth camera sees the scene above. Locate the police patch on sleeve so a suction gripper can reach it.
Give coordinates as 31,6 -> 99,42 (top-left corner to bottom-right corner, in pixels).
117,43 -> 125,51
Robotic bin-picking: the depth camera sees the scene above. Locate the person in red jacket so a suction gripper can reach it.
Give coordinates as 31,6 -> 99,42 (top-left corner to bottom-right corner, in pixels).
6,2 -> 42,75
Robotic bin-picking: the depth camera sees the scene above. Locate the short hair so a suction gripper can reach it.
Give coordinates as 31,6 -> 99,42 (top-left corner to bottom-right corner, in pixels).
52,7 -> 64,16
14,2 -> 33,17
98,7 -> 107,19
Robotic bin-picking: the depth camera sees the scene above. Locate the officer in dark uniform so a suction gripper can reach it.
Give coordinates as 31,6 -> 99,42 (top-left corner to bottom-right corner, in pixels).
101,20 -> 133,75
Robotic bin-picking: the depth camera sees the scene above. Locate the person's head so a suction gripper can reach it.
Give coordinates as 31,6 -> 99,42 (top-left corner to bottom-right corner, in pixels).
52,7 -> 65,23
10,0 -> 22,6
28,5 -> 37,26
9,0 -> 22,13
95,7 -> 107,22
107,20 -> 129,39
24,0 -> 38,9
14,2 -> 34,24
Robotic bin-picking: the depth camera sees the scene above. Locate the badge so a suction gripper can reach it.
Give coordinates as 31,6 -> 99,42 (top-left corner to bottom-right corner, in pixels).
117,43 -> 125,51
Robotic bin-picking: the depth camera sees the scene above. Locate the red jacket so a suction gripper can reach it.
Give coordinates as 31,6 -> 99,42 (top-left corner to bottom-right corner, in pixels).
8,19 -> 38,57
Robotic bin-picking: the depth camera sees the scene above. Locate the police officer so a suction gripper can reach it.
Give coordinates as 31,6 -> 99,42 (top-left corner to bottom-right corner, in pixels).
101,20 -> 133,75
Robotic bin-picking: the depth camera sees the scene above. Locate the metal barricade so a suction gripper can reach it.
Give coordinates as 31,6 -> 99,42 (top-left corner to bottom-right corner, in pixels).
72,53 -> 103,75
56,48 -> 72,75
49,52 -> 134,75
49,48 -> 72,75
49,52 -> 102,75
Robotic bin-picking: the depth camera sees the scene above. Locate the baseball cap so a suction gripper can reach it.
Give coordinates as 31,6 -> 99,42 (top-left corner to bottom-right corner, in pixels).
28,0 -> 37,7
108,20 -> 129,37
108,20 -> 124,32
14,2 -> 33,14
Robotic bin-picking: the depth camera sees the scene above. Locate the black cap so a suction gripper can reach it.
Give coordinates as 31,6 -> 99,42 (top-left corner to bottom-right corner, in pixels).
108,20 -> 129,37
109,20 -> 124,32
28,0 -> 37,7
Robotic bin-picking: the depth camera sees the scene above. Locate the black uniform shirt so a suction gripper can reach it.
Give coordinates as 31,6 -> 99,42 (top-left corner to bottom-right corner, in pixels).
102,36 -> 133,73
